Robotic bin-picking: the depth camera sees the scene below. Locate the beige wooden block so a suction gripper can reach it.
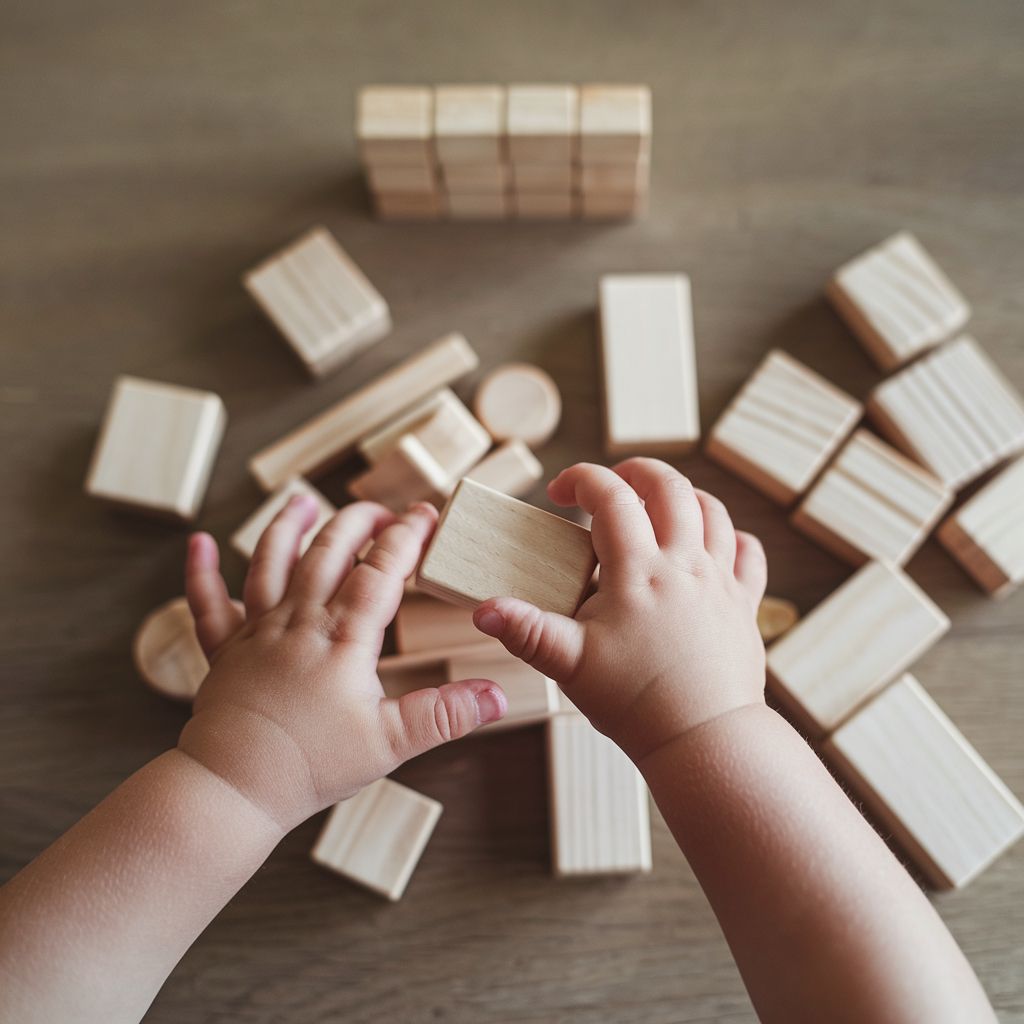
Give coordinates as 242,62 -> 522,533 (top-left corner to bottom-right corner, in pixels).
580,190 -> 647,219
867,335 -> 1024,491
512,163 -> 575,191
358,390 -> 450,464
395,594 -> 484,653
132,597 -> 208,702
514,191 -> 576,219
445,191 -> 512,219
599,274 -> 699,456
937,456 -> 1024,596
85,376 -> 226,521
464,440 -> 543,497
823,674 -> 1024,889
757,596 -> 799,643
446,650 -> 558,732
434,85 -> 506,163
311,778 -> 441,900
231,478 -> 336,561
416,479 -> 596,616
349,435 -> 451,512
441,163 -> 510,192
374,192 -> 444,220
705,350 -> 862,505
249,333 -> 478,491
367,164 -> 438,195
792,429 -> 953,567
827,232 -> 970,371
357,86 -> 434,166
579,160 -> 649,193
506,84 -> 579,162
579,85 -> 652,163
474,363 -> 562,447
766,561 -> 949,736
378,641 -> 502,679
547,713 -> 652,876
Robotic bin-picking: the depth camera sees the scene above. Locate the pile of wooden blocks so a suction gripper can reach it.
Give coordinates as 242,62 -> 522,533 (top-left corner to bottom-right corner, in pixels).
357,84 -> 651,221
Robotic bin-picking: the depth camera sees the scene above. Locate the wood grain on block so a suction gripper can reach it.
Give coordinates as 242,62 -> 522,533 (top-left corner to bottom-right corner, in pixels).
249,333 -> 478,491
822,674 -> 1024,889
357,86 -> 434,166
446,191 -> 512,219
395,594 -> 485,653
349,435 -> 451,512
366,164 -> 438,195
446,651 -> 558,732
791,429 -> 953,567
132,597 -> 208,702
580,191 -> 647,219
434,85 -> 506,164
311,778 -> 442,900
579,84 -> 652,163
512,163 -> 575,191
705,350 -> 862,505
474,363 -> 562,447
441,163 -> 509,191
599,274 -> 699,456
547,713 -> 652,876
506,84 -> 578,162
579,161 -> 649,193
374,192 -> 444,220
757,596 -> 799,643
937,456 -> 1024,596
416,479 -> 596,616
867,335 -> 1024,491
465,440 -> 543,497
231,478 -> 336,561
827,232 -> 970,371
766,561 -> 949,736
513,192 -> 576,219
85,376 -> 226,521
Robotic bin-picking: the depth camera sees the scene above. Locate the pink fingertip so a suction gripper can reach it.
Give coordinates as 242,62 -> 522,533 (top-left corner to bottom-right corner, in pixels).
474,684 -> 507,724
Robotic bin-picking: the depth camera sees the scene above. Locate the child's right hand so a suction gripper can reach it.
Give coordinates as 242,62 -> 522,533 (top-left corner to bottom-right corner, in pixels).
473,458 -> 768,762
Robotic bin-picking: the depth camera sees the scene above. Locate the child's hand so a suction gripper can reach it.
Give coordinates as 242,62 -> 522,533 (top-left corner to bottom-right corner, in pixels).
180,497 -> 507,831
473,458 -> 767,762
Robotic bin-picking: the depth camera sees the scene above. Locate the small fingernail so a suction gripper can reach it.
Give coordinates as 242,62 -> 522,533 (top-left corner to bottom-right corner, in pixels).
475,686 -> 505,725
475,609 -> 504,637
406,501 -> 434,515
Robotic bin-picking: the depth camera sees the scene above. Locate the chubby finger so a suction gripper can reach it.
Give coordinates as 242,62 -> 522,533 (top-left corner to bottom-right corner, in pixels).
695,489 -> 737,567
734,531 -> 768,608
613,458 -> 704,552
474,597 -> 586,683
243,494 -> 320,618
185,533 -> 245,658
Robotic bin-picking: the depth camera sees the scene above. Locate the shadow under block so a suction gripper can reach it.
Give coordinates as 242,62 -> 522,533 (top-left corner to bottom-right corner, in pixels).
434,85 -> 506,164
705,350 -> 862,505
249,333 -> 479,491
827,231 -> 970,371
547,713 -> 652,876
506,84 -> 578,163
132,597 -> 208,702
85,376 -> 226,521
473,363 -> 562,447
822,674 -> 1024,889
937,456 -> 1024,596
357,86 -> 434,166
416,479 -> 597,617
791,429 -> 953,567
446,650 -> 558,732
579,84 -> 652,163
349,435 -> 452,512
581,191 -> 647,220
395,594 -> 486,653
766,561 -> 949,736
464,440 -> 543,497
598,274 -> 699,456
311,778 -> 442,901
867,335 -> 1024,491
231,478 -> 336,561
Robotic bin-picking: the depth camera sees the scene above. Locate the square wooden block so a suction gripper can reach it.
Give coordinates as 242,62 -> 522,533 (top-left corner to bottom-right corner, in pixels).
706,350 -> 862,505
445,191 -> 512,219
85,376 -> 226,521
434,85 -> 506,164
231,478 -> 336,561
506,84 -> 579,162
579,84 -> 652,163
579,161 -> 649,193
349,434 -> 452,512
464,440 -> 543,497
446,650 -> 558,732
357,86 -> 434,166
441,163 -> 510,192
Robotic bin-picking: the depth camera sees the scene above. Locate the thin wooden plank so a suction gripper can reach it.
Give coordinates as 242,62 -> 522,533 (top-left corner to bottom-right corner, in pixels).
231,478 -> 336,561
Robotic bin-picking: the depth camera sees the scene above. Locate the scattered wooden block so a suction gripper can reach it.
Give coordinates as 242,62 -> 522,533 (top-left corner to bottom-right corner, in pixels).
416,479 -> 596,616
547,713 -> 652,876
311,778 -> 442,900
822,674 -> 1024,889
377,641 -> 502,679
349,435 -> 451,512
445,191 -> 512,219
512,163 -> 575,191
827,232 -> 970,371
766,561 -> 949,736
514,192 -> 576,219
757,596 -> 799,643
395,594 -> 485,653
867,335 -> 1024,491
579,84 -> 652,163
366,164 -> 439,195
446,650 -> 558,732
231,478 -> 336,561
791,429 -> 953,567
441,163 -> 510,191
434,85 -> 506,164
506,84 -> 578,162
374,192 -> 444,220
357,86 -> 434,166
132,597 -> 208,702
705,350 -> 862,505
465,439 -> 543,497
598,274 -> 699,456
473,363 -> 562,448
85,376 -> 226,521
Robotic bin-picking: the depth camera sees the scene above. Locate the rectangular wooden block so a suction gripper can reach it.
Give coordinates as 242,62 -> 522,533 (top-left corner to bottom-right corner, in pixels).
416,479 -> 596,616
706,349 -> 863,505
791,429 -> 953,567
867,335 -> 1024,491
579,84 -> 652,163
827,231 -> 970,371
464,439 -> 543,497
231,478 -> 336,560
85,376 -> 226,521
579,161 -> 649,193
311,778 -> 441,900
599,273 -> 699,456
447,650 -> 558,732
822,674 -> 1024,889
580,190 -> 647,219
766,561 -> 949,736
374,192 -> 444,220
349,435 -> 452,512
506,84 -> 579,162
445,191 -> 512,219
514,192 -> 576,219
441,163 -> 510,192
512,163 -> 575,191
434,85 -> 506,164
547,713 -> 652,876
395,594 -> 484,653
357,86 -> 434,166
366,163 -> 439,195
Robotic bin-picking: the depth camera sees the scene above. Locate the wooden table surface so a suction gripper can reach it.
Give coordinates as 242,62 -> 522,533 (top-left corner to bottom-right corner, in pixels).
3,2 -> 1023,1021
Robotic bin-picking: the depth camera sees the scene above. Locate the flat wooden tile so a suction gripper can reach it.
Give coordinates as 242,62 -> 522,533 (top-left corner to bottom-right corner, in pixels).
434,85 -> 506,163
506,84 -> 578,162
357,86 -> 434,165
579,84 -> 652,162
231,478 -> 336,561
349,434 -> 451,512
446,650 -> 558,732
464,440 -> 543,497
132,597 -> 208,702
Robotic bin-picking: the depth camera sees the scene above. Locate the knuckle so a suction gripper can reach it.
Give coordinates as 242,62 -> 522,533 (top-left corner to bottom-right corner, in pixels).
431,692 -> 454,743
601,481 -> 640,508
511,606 -> 547,665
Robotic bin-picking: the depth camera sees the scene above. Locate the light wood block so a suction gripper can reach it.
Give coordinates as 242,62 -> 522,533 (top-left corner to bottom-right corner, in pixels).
374,192 -> 444,220
512,163 -> 575,191
357,391 -> 449,463
367,164 -> 438,195
580,191 -> 647,219
867,335 -> 1024,491
937,456 -> 1024,596
547,713 -> 652,876
441,163 -> 510,192
434,85 -> 506,164
357,86 -> 434,166
473,363 -> 562,447
579,161 -> 649,193
378,641 -> 502,679
416,479 -> 596,616
579,85 -> 652,163
598,273 -> 699,456
445,191 -> 512,219
827,232 -> 970,371
85,376 -> 226,521
757,596 -> 799,643
823,674 -> 1024,889
249,333 -> 478,491
446,650 -> 558,732
349,435 -> 451,512
705,350 -> 862,505
514,192 -> 576,219
506,84 -> 578,162
766,561 -> 949,736
464,439 -> 543,497
132,597 -> 208,702
311,778 -> 441,900
791,429 -> 953,567
395,594 -> 485,653
231,478 -> 336,561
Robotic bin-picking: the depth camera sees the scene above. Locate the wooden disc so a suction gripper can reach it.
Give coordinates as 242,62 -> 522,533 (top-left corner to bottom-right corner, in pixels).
473,363 -> 562,447
132,597 -> 209,702
757,596 -> 799,643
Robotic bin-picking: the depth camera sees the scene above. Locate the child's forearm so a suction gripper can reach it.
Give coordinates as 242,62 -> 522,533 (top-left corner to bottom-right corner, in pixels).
640,703 -> 996,1024
0,749 -> 284,1024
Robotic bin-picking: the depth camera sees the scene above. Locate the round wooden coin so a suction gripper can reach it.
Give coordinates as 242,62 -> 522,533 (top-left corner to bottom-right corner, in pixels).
473,362 -> 562,447
132,596 -> 209,702
757,596 -> 799,643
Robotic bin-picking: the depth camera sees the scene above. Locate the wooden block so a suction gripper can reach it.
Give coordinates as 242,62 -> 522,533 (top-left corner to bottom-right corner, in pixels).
445,191 -> 512,219
705,350 -> 862,505
441,163 -> 510,192
464,439 -> 543,497
514,192 -> 576,219
374,192 -> 444,220
473,363 -> 562,447
378,641 -> 502,679
579,160 -> 649,193
357,391 -> 450,464
580,190 -> 647,219
827,232 -> 970,371
249,333 -> 478,491
349,435 -> 451,512
231,478 -> 336,561
132,597 -> 208,702
822,674 -> 1024,889
506,84 -> 579,162
598,274 -> 699,456
357,86 -> 434,166
766,561 -> 949,736
757,596 -> 799,643
367,164 -> 438,195
416,479 -> 596,616
867,335 -> 1024,490
311,778 -> 441,900
446,650 -> 558,732
512,163 -> 575,191
547,713 -> 652,876
937,456 -> 1024,596
791,429 -> 953,567
579,84 -> 652,163
395,594 -> 484,653
85,376 -> 226,521
434,85 -> 506,164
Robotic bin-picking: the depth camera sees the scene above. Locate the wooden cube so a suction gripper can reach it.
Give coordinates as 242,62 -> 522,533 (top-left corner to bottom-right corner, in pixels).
85,376 -> 226,521
441,163 -> 510,192
395,594 -> 484,653
473,363 -> 562,448
512,163 -> 575,191
579,84 -> 652,163
357,86 -> 434,166
132,597 -> 208,702
464,440 -> 543,497
231,478 -> 336,561
506,84 -> 578,162
446,650 -> 558,732
349,435 -> 451,512
706,350 -> 862,505
579,161 -> 649,193
513,192 -> 576,219
434,85 -> 506,164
